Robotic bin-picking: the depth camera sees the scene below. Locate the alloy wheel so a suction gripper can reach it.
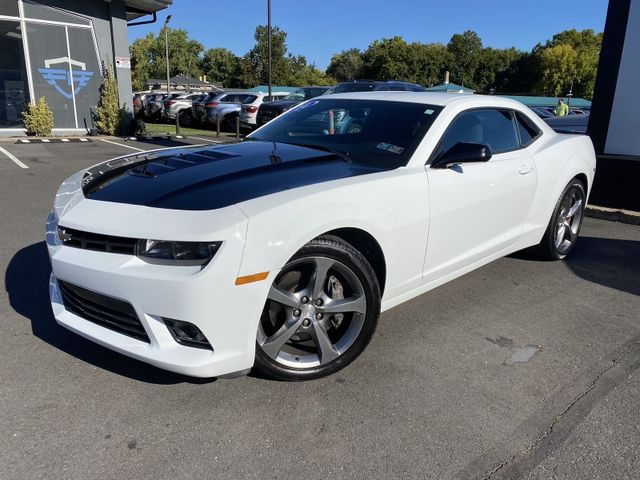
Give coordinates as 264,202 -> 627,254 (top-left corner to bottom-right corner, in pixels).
554,186 -> 584,255
257,256 -> 367,369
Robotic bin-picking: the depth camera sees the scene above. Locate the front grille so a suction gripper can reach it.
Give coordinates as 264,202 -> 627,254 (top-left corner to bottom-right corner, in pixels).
58,280 -> 150,343
58,226 -> 137,255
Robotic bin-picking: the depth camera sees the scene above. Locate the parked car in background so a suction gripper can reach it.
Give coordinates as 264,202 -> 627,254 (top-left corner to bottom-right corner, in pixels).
256,86 -> 329,127
239,91 -> 290,129
132,94 -> 143,119
531,106 -> 589,120
192,91 -> 247,125
145,93 -> 181,122
163,93 -> 205,126
542,106 -> 588,117
530,107 -> 554,119
143,93 -> 159,119
200,92 -> 254,129
544,113 -> 589,134
323,80 -> 427,95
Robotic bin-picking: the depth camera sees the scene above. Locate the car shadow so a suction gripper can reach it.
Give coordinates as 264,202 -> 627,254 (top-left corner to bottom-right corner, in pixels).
565,236 -> 640,297
4,242 -> 214,385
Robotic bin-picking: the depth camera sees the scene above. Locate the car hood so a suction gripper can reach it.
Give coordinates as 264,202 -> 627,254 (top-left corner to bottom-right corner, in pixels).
82,141 -> 388,211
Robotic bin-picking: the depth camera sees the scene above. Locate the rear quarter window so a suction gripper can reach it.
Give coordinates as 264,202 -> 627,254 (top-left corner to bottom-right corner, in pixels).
515,111 -> 542,146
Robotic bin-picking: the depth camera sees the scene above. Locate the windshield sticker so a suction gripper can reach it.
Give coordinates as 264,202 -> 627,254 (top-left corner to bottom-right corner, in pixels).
424,109 -> 435,115
377,142 -> 405,155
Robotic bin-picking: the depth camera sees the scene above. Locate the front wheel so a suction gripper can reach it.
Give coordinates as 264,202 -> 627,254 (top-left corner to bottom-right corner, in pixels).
254,235 -> 381,381
536,179 -> 586,260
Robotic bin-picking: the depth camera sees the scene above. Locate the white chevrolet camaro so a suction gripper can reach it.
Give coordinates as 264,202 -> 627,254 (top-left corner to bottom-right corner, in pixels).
46,92 -> 596,380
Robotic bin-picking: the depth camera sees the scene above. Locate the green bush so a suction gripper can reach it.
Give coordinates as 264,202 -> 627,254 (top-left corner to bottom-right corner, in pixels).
94,63 -> 127,135
22,97 -> 54,137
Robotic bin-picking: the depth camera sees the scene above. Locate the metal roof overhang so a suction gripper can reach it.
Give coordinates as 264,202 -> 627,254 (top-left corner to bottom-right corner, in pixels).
125,0 -> 172,20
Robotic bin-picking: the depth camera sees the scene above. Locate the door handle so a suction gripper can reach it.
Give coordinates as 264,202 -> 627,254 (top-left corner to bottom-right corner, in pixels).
519,166 -> 534,175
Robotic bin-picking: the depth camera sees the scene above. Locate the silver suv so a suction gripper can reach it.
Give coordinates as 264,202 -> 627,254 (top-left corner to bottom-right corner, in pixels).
163,93 -> 205,126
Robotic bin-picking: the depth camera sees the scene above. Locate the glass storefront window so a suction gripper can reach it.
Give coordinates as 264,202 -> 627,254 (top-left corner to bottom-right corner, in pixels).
67,27 -> 101,129
23,1 -> 91,25
0,1 -> 20,17
26,22 -> 76,128
0,2 -> 102,131
0,20 -> 30,127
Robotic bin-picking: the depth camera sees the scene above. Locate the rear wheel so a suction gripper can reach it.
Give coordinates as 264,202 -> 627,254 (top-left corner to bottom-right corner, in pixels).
179,109 -> 193,127
254,235 -> 381,381
536,179 -> 586,260
222,113 -> 238,132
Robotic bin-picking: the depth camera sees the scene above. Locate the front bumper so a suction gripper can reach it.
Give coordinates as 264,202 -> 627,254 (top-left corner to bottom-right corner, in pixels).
46,199 -> 272,378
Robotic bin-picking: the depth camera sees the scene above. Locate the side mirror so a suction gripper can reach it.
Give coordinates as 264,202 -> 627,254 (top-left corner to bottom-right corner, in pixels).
431,142 -> 492,169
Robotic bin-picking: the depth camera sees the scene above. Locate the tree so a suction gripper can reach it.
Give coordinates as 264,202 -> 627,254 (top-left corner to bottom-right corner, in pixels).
447,30 -> 483,88
240,25 -> 289,86
286,54 -> 334,86
544,29 -> 602,98
129,27 -> 203,90
410,43 -> 451,86
496,49 -> 542,94
474,47 -> 520,92
539,44 -> 578,96
94,63 -> 127,135
202,48 -> 241,86
361,36 -> 414,81
130,33 -> 155,90
22,97 -> 54,136
327,48 -> 364,82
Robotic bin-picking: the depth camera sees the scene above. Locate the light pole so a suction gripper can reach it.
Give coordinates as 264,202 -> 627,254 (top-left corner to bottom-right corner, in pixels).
267,0 -> 272,100
164,15 -> 172,96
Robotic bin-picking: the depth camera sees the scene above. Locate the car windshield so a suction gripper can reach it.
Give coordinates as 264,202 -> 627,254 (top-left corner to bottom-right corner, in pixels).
249,98 -> 442,167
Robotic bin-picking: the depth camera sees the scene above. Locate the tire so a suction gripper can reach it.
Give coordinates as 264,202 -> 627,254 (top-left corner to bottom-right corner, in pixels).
254,235 -> 381,381
535,179 -> 586,260
222,113 -> 237,132
179,110 -> 193,127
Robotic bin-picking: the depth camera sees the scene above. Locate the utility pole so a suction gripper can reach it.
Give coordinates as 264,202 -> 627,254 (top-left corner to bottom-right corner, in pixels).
567,76 -> 575,107
267,0 -> 272,100
164,15 -> 172,96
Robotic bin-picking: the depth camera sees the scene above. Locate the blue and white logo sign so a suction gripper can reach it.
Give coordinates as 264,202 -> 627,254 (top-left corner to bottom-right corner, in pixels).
38,57 -> 94,99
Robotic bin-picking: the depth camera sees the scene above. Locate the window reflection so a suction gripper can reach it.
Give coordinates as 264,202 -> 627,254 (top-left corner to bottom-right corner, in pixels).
0,21 -> 30,127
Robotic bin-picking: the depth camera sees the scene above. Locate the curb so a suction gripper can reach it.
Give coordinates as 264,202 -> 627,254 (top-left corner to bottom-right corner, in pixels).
124,135 -> 187,141
14,138 -> 92,144
586,205 -> 640,226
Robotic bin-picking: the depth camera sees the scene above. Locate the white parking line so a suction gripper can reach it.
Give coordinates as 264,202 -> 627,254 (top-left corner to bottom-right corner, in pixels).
188,136 -> 223,143
0,145 -> 29,169
99,138 -> 146,152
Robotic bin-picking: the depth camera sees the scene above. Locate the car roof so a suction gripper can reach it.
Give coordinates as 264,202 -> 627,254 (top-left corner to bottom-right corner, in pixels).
323,91 -> 535,109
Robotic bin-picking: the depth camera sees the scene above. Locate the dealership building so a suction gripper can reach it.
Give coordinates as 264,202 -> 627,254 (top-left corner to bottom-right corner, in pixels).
0,0 -> 171,135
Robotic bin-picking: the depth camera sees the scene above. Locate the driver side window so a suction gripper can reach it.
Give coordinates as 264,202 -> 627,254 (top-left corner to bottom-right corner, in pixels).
435,108 -> 520,161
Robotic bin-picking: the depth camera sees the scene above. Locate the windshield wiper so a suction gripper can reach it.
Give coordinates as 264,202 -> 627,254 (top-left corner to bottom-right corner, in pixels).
286,142 -> 352,163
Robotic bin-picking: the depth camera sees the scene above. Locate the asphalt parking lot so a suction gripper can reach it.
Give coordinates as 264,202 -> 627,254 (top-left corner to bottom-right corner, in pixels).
1,137 -> 639,480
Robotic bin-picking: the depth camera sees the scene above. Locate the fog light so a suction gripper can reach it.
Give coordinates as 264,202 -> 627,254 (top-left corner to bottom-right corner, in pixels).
163,318 -> 212,350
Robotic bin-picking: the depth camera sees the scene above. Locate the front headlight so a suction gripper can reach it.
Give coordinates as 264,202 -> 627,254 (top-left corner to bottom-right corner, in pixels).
137,240 -> 222,265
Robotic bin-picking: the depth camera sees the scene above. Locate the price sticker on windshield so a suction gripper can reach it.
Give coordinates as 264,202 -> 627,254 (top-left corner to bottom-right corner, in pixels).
377,142 -> 405,155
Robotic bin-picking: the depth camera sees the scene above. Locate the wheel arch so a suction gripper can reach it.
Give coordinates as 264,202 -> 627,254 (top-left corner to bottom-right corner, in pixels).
322,227 -> 387,296
574,172 -> 588,194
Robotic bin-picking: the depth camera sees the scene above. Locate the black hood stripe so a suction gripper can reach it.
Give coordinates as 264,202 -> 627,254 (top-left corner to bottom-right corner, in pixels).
84,141 -> 389,211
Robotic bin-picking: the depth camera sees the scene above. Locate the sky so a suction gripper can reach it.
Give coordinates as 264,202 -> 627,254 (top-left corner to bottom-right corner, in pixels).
128,0 -> 610,70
